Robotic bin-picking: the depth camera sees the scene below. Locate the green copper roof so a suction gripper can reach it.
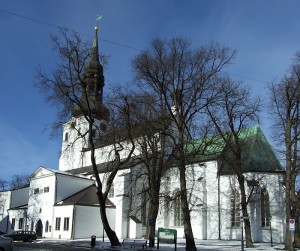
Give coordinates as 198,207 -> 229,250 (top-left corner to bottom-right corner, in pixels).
185,125 -> 283,174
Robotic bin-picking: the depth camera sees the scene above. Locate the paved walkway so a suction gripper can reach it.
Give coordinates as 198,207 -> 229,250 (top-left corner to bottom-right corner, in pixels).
37,238 -> 287,251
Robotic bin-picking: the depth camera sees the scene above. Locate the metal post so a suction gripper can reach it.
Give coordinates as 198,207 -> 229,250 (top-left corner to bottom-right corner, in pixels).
291,230 -> 294,251
102,225 -> 104,242
270,217 -> 273,247
241,218 -> 244,251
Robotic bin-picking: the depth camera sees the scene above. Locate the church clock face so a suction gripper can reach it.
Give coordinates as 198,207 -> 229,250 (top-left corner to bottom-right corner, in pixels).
100,121 -> 108,132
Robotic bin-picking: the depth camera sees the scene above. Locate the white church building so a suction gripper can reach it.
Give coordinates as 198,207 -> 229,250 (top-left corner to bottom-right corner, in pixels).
0,27 -> 285,243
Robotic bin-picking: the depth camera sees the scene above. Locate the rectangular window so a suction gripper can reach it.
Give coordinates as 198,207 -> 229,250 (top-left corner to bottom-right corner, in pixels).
55,217 -> 61,231
174,196 -> 183,226
11,218 -> 15,229
18,218 -> 23,229
63,217 -> 69,231
34,188 -> 39,194
44,187 -> 49,193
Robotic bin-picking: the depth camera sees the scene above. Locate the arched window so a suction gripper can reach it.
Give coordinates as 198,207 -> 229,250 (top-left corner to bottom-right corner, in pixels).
261,187 -> 271,227
174,196 -> 183,226
141,191 -> 148,226
230,189 -> 241,227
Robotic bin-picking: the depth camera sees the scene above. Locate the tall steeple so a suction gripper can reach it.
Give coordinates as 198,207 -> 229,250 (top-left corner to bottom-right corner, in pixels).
72,26 -> 109,122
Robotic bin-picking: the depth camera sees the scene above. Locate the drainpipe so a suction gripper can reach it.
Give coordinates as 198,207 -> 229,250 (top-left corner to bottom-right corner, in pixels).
55,175 -> 58,203
6,191 -> 12,233
71,205 -> 76,239
5,210 -> 9,233
51,175 -> 58,238
24,208 -> 28,230
218,174 -> 221,240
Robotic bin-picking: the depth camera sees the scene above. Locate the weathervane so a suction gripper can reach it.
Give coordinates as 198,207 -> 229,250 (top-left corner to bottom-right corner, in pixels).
96,15 -> 102,30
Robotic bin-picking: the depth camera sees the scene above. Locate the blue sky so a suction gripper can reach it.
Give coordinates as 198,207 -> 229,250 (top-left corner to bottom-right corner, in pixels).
0,1 -> 299,181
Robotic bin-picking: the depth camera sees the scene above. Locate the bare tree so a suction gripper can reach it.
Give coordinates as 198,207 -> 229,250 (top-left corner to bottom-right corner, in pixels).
35,28 -> 135,246
9,175 -> 30,190
269,53 -> 300,250
119,90 -> 173,247
132,37 -> 235,251
0,179 -> 8,191
206,77 -> 261,248
114,88 -> 215,247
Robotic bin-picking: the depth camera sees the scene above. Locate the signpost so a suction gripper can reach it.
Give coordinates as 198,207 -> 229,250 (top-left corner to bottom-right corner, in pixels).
289,219 -> 295,250
289,219 -> 295,231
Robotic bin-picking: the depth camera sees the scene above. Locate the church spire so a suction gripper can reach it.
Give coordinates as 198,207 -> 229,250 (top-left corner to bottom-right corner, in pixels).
92,26 -> 99,62
84,25 -> 104,102
72,24 -> 109,122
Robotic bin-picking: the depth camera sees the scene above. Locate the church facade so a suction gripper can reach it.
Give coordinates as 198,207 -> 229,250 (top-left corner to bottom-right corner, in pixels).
0,26 -> 286,243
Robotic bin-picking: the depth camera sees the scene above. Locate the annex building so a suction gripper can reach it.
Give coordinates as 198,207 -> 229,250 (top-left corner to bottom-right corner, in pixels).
0,26 -> 285,243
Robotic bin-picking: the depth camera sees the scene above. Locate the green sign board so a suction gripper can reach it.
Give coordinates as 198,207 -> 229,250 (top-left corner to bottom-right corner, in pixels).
157,228 -> 177,250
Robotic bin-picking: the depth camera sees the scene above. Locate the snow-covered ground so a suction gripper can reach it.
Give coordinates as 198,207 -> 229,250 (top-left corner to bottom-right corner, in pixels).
37,238 -> 287,250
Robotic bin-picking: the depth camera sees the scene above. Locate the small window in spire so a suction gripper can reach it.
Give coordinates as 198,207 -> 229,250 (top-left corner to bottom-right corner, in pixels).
64,132 -> 69,141
71,121 -> 76,128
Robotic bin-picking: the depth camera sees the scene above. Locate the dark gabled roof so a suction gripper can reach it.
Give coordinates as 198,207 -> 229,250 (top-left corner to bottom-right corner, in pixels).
55,185 -> 115,208
8,204 -> 28,211
185,133 -> 225,164
185,125 -> 283,175
69,125 -> 282,176
0,185 -> 30,193
68,157 -> 143,176
83,115 -> 172,150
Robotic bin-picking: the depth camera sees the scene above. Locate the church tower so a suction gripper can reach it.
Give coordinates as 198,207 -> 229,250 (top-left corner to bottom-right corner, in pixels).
59,26 -> 109,172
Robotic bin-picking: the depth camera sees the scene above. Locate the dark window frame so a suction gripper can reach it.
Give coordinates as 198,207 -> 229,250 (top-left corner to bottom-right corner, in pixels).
230,189 -> 241,227
63,217 -> 69,231
11,218 -> 15,229
261,187 -> 271,227
174,196 -> 183,226
18,218 -> 23,229
55,217 -> 61,231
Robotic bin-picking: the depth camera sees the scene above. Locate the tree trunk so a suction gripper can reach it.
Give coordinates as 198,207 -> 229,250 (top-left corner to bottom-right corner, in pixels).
97,190 -> 120,246
178,133 -> 197,251
89,123 -> 120,246
238,175 -> 254,248
285,116 -> 293,251
180,170 -> 197,251
147,202 -> 159,247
